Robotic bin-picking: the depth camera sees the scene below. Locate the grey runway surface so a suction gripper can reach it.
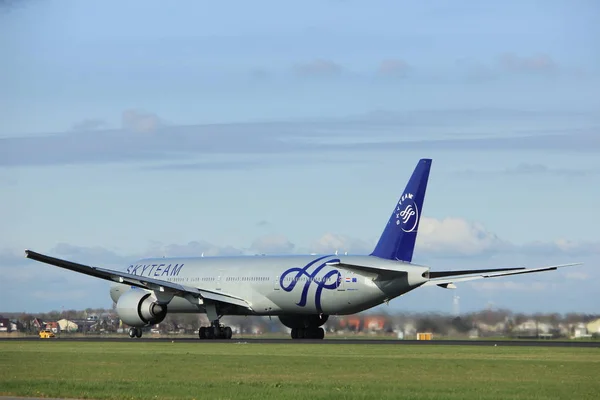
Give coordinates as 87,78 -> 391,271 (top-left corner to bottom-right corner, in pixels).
1,336 -> 598,347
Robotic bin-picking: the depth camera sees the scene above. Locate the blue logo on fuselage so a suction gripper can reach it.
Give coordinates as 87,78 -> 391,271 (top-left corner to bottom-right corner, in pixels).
279,255 -> 341,312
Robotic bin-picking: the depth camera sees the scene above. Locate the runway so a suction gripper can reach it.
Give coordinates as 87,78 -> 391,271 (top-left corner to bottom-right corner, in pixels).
1,336 -> 598,347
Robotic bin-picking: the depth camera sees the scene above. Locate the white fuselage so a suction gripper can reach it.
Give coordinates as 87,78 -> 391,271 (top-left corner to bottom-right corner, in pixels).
109,254 -> 429,316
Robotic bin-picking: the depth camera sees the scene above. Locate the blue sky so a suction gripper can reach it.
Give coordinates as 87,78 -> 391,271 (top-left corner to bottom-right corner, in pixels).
1,0 -> 599,314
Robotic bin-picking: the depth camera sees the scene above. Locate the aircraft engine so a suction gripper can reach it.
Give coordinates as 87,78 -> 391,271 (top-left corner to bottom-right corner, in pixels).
278,314 -> 329,329
116,289 -> 168,327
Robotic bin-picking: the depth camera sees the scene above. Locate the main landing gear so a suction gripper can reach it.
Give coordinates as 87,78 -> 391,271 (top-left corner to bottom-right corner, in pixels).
279,315 -> 328,340
291,327 -> 325,340
198,322 -> 233,340
198,302 -> 233,340
128,327 -> 142,338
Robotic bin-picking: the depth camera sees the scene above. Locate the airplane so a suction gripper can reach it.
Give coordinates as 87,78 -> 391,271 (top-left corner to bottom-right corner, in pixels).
24,158 -> 582,340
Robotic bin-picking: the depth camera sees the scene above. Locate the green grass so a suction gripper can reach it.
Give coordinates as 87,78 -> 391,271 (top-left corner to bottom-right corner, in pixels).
1,341 -> 598,400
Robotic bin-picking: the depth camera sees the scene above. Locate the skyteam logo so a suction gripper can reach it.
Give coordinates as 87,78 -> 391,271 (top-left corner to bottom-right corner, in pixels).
395,192 -> 419,232
280,255 -> 341,313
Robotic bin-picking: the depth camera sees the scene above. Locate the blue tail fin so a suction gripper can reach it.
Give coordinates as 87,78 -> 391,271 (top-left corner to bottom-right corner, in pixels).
370,158 -> 432,262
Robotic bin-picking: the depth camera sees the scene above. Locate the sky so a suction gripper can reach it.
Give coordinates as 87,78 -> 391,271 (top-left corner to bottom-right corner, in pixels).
1,0 -> 599,315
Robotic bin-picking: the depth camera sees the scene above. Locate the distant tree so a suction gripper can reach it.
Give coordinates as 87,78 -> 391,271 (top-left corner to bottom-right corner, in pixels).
513,313 -> 528,325
416,314 -> 448,335
18,313 -> 34,333
451,316 -> 472,333
565,313 -> 584,325
546,313 -> 561,328
46,310 -> 61,321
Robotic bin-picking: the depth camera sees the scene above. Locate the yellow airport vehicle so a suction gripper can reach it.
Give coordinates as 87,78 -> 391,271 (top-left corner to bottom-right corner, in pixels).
39,329 -> 56,339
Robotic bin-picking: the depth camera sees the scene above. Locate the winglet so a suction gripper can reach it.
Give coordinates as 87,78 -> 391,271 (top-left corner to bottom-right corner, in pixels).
370,158 -> 432,262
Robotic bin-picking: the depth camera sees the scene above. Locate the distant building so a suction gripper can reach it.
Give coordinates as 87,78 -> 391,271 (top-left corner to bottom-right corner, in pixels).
58,319 -> 78,332
31,318 -> 44,331
0,318 -> 11,332
512,319 -> 553,337
364,316 -> 386,332
477,322 -> 507,335
45,322 -> 60,334
573,323 -> 588,338
586,319 -> 600,335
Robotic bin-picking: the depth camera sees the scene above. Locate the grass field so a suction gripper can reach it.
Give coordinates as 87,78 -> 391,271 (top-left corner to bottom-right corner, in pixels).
1,341 -> 598,400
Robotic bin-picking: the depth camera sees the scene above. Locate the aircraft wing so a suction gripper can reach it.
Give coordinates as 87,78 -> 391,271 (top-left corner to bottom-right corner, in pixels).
422,262 -> 583,289
24,249 -> 252,310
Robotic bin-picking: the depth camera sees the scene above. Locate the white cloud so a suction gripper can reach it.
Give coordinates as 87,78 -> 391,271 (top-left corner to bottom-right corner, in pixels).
51,243 -> 129,265
498,53 -> 557,73
8,218 -> 599,266
458,163 -> 596,178
378,59 -> 410,78
32,289 -> 91,301
470,280 -> 554,292
71,118 -> 108,131
250,234 -> 295,254
309,233 -> 372,254
2,110 -> 598,167
121,109 -> 163,133
416,217 -> 508,257
565,272 -> 589,280
161,240 -> 244,257
414,218 -> 600,259
293,59 -> 343,77
520,239 -> 600,257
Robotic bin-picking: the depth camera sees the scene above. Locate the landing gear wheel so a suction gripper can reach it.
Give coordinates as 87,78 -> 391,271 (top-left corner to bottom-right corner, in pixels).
205,327 -> 214,339
212,326 -> 221,339
316,327 -> 325,339
290,327 -> 325,340
224,326 -> 233,339
129,327 -> 142,338
198,321 -> 233,340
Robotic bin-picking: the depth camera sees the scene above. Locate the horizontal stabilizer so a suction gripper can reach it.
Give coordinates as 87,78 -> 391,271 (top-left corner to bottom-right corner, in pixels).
429,267 -> 524,279
423,263 -> 583,289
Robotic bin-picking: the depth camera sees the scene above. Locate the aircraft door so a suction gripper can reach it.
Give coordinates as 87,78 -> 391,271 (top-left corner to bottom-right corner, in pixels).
216,269 -> 223,290
274,275 -> 280,290
337,270 -> 345,291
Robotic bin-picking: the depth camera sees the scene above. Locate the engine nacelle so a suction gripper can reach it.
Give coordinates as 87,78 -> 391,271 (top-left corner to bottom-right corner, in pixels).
116,289 -> 168,327
278,314 -> 329,329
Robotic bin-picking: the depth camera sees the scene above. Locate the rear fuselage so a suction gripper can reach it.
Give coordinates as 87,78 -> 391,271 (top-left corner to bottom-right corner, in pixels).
109,254 -> 429,316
